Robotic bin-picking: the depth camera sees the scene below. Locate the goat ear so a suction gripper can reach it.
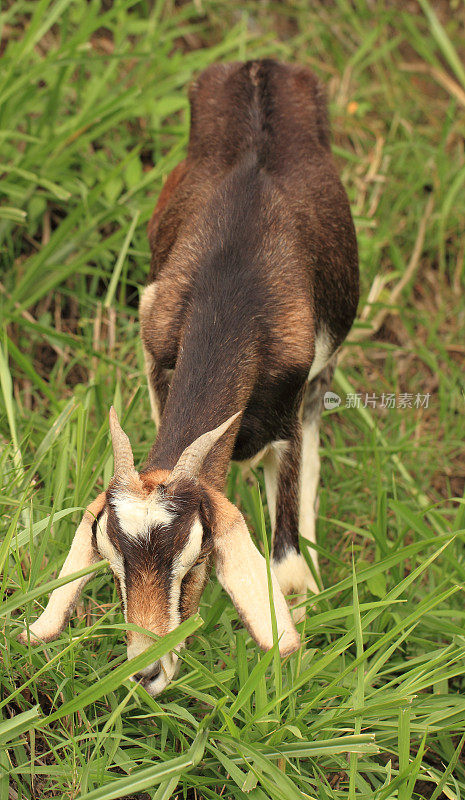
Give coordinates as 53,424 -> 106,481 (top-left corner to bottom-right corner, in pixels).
210,492 -> 300,657
19,492 -> 106,644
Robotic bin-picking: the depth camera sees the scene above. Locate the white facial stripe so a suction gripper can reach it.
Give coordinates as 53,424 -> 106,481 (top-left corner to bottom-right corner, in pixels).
95,511 -> 112,560
148,496 -> 175,528
101,500 -> 204,638
113,495 -> 147,539
179,518 -> 203,570
96,510 -> 128,614
112,492 -> 174,540
168,518 -> 204,629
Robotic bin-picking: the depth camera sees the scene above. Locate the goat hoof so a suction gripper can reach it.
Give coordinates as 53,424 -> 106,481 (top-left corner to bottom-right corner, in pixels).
271,550 -> 320,623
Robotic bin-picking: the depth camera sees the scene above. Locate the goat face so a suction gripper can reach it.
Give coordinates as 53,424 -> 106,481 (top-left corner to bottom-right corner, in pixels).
96,473 -> 213,696
20,410 -> 300,697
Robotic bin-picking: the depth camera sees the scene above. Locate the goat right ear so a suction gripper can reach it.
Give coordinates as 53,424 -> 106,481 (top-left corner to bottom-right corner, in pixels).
209,491 -> 300,657
19,492 -> 106,644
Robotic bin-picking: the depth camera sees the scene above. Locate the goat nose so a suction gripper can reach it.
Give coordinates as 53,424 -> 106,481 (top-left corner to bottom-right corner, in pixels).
134,661 -> 161,683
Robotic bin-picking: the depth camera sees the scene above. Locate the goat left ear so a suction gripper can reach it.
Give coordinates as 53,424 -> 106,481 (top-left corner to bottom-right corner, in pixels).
210,492 -> 300,657
19,492 -> 106,644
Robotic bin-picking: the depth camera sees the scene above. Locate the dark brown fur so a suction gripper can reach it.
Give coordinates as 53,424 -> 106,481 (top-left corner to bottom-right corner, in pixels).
141,60 -> 358,494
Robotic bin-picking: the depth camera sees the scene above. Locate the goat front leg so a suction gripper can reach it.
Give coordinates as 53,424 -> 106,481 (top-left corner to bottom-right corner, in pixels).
263,423 -> 319,625
139,284 -> 173,429
142,346 -> 171,429
263,361 -> 336,622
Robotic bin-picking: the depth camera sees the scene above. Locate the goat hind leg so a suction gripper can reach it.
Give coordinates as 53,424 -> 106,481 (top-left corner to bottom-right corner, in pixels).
299,358 -> 337,583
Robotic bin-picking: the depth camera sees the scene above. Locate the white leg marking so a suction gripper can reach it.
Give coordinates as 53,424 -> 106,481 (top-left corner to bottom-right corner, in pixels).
299,419 -> 321,577
139,281 -> 157,321
272,549 -> 319,600
95,510 -> 128,615
263,440 -> 319,623
271,550 -> 319,624
308,328 -> 332,381
237,443 -> 269,485
139,282 -> 162,427
262,440 -> 289,535
143,345 -> 161,428
262,447 -> 279,533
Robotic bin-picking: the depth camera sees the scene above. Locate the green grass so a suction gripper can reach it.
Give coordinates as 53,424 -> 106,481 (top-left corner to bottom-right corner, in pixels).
1,0 -> 465,798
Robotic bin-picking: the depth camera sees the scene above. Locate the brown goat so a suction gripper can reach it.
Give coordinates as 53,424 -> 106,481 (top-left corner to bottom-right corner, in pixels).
21,60 -> 359,696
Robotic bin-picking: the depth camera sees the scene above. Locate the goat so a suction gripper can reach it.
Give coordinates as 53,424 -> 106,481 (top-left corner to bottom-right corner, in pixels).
20,60 -> 359,696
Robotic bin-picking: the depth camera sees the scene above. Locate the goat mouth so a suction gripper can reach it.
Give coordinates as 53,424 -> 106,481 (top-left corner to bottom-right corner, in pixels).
142,651 -> 181,697
133,670 -> 162,689
134,662 -> 161,686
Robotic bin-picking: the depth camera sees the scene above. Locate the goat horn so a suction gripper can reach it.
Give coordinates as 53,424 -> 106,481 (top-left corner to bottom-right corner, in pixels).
109,406 -> 137,481
170,411 -> 241,481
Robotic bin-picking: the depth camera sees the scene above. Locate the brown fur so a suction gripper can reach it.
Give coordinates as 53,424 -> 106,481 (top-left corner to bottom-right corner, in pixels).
139,469 -> 171,493
126,571 -> 171,639
147,159 -> 189,252
141,59 -> 358,490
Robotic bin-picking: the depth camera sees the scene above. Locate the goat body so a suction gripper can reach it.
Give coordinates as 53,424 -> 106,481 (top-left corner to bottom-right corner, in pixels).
21,60 -> 359,697
141,60 -> 358,484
